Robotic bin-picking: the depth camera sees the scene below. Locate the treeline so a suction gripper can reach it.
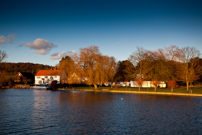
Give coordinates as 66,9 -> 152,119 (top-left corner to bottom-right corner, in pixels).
57,45 -> 202,91
1,45 -> 202,91
125,46 -> 202,90
0,62 -> 52,88
0,62 -> 52,75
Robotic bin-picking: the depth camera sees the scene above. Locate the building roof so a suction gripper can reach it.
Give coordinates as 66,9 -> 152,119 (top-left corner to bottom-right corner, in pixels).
35,70 -> 63,76
21,72 -> 34,78
15,72 -> 34,78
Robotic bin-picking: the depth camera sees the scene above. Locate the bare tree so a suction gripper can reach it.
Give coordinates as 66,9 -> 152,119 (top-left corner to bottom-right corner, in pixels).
176,47 -> 201,91
0,50 -> 7,88
165,45 -> 182,61
128,47 -> 150,79
0,50 -> 7,63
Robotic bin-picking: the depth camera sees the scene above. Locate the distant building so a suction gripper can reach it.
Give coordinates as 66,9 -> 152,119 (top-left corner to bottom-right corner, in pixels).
14,72 -> 34,85
67,72 -> 88,84
107,81 -> 166,88
35,70 -> 66,85
130,81 -> 166,88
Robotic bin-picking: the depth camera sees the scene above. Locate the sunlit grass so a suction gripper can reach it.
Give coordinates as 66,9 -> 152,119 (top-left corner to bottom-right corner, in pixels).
70,86 -> 202,94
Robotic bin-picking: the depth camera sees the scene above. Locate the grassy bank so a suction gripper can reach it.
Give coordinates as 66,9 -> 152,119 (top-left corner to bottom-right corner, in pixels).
59,86 -> 202,96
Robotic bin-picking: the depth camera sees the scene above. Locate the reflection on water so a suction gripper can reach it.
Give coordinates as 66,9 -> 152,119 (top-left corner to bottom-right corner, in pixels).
0,89 -> 202,134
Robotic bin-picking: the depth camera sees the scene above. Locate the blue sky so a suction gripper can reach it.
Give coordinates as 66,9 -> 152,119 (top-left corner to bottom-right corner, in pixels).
1,0 -> 202,66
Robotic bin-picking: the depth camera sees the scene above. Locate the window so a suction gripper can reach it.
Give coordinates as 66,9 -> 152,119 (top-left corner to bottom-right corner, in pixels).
37,76 -> 41,79
46,79 -> 49,83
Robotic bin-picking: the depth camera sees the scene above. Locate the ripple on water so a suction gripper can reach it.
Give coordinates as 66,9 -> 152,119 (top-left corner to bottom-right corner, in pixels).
1,89 -> 202,134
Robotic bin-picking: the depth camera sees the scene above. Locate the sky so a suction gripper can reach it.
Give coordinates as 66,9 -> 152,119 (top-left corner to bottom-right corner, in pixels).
0,0 -> 202,66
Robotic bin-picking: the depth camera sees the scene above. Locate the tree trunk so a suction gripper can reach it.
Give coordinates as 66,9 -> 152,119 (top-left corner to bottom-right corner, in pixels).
186,82 -> 189,91
111,82 -> 113,89
171,87 -> 173,93
139,86 -> 140,91
190,82 -> 192,89
94,84 -> 98,90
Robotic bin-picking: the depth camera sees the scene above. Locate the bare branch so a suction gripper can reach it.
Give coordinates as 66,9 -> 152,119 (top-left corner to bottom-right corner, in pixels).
0,50 -> 7,63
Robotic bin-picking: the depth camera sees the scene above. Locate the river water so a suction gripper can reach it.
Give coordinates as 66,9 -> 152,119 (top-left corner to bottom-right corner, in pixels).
0,89 -> 202,134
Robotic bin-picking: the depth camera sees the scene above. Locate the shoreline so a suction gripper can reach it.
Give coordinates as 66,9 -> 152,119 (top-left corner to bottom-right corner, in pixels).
4,87 -> 202,97
57,88 -> 202,97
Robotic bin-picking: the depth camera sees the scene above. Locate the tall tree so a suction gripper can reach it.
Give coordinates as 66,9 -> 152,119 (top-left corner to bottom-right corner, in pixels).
196,58 -> 202,82
176,47 -> 201,91
78,46 -> 100,89
58,56 -> 75,84
105,56 -> 117,87
114,60 -> 135,82
146,48 -> 177,82
129,47 -> 151,79
77,46 -> 116,89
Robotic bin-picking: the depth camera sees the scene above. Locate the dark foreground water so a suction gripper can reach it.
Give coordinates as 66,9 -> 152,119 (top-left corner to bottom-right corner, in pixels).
1,89 -> 202,134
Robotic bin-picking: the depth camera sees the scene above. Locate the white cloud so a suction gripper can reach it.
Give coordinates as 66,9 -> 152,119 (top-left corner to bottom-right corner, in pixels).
34,49 -> 50,54
0,34 -> 16,44
51,51 -> 77,60
23,38 -> 57,55
0,35 -> 6,44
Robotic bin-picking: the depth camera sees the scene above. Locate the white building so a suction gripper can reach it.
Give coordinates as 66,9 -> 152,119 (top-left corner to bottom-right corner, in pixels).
35,70 -> 66,85
130,81 -> 166,88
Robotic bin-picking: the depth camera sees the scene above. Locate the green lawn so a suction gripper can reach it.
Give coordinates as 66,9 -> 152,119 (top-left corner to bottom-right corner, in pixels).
69,86 -> 202,94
